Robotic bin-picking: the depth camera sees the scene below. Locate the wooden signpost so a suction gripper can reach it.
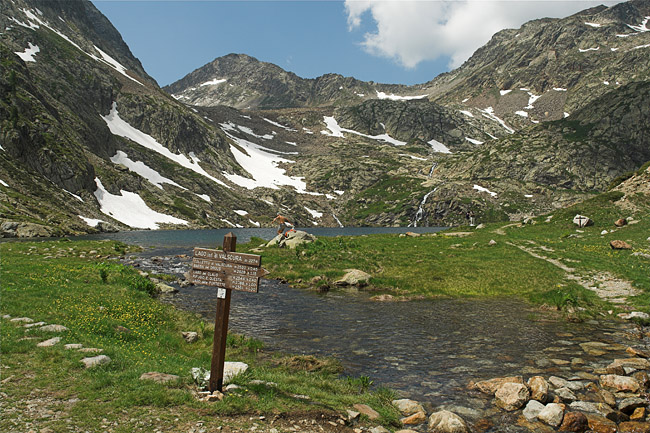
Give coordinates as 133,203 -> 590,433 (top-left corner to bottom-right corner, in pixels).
190,233 -> 268,392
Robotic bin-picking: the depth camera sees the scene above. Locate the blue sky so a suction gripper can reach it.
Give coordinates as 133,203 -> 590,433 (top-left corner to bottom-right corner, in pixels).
92,1 -> 619,87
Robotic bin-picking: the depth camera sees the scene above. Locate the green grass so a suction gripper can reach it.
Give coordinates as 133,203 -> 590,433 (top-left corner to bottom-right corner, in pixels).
0,240 -> 400,432
244,190 -> 650,316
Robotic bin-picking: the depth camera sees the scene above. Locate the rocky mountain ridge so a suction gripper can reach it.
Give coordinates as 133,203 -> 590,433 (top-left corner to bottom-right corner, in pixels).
1,0 -> 648,235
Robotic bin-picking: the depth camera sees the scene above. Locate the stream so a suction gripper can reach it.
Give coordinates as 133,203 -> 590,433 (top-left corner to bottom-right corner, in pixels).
80,228 -> 634,427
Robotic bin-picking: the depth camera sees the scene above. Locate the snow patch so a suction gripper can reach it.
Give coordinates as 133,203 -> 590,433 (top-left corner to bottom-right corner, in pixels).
102,103 -> 229,188
321,116 -> 406,146
200,78 -> 227,86
220,219 -> 236,228
399,153 -> 428,161
14,42 -> 39,62
524,194 -> 534,198
553,88 -> 567,91
196,194 -> 211,202
515,111 -> 529,118
64,190 -> 84,202
0,179 -> 9,187
428,139 -> 451,154
633,44 -> 650,50
304,207 -> 323,219
94,46 -> 142,85
222,132 -> 309,192
376,90 -> 427,101
303,128 -> 314,134
628,16 -> 649,32
110,151 -> 183,190
473,184 -> 497,198
249,219 -> 260,227
564,112 -> 570,118
479,107 -> 514,134
263,118 -> 297,131
499,90 -> 512,96
525,92 -> 541,109
285,141 -> 297,146
462,97 -> 470,103
233,209 -> 248,216
579,47 -> 600,52
93,178 -> 187,229
584,22 -> 601,28
78,216 -> 104,227
466,137 -> 484,145
334,190 -> 345,196
459,110 -> 474,117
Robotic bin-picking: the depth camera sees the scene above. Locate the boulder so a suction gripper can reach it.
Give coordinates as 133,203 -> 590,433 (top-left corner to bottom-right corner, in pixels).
599,375 -> 641,392
615,218 -> 628,227
528,376 -> 549,402
573,215 -> 593,228
495,382 -> 530,411
266,230 -> 317,249
81,355 -> 111,368
427,410 -> 469,433
474,376 -> 524,395
334,269 -> 371,287
191,362 -> 248,388
538,403 -> 565,428
559,411 -> 588,432
393,399 -> 425,416
96,221 -> 119,233
610,240 -> 632,250
1,221 -> 53,238
139,372 -> 180,384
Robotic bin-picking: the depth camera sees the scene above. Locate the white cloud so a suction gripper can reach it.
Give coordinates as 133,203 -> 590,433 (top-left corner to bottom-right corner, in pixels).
345,1 -> 623,69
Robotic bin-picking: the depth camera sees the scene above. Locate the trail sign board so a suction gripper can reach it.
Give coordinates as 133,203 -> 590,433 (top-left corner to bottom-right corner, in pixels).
190,233 -> 268,393
191,247 -> 268,293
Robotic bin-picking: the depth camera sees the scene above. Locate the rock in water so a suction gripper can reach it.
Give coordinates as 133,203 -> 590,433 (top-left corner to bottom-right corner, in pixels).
538,403 -> 564,427
495,382 -> 530,411
427,410 -> 469,433
392,399 -> 426,416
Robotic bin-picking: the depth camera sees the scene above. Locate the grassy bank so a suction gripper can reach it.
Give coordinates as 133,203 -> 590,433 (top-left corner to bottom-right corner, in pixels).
0,240 -> 400,432
242,191 -> 650,315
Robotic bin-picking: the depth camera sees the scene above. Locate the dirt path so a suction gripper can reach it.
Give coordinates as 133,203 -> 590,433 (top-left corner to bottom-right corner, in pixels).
507,241 -> 640,304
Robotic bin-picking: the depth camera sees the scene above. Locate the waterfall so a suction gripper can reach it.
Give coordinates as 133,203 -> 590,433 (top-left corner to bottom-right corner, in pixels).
428,162 -> 438,178
332,213 -> 344,228
409,188 -> 437,228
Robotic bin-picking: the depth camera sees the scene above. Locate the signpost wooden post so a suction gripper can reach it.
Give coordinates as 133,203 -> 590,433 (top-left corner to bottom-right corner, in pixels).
190,232 -> 268,392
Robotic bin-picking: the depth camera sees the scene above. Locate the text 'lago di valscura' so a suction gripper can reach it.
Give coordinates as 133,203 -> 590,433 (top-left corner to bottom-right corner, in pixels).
191,247 -> 268,293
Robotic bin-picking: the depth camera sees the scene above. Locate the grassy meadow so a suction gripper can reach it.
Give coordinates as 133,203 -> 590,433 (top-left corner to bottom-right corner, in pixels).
242,191 -> 650,315
0,240 -> 400,432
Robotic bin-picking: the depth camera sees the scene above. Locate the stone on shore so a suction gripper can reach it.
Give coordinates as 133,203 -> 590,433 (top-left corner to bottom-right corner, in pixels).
427,410 -> 469,433
618,398 -> 647,414
617,422 -> 650,433
618,312 -> 650,321
495,382 -> 530,411
139,372 -> 180,384
585,413 -> 617,433
266,230 -> 317,249
334,269 -> 371,287
538,403 -> 565,427
474,376 -> 524,395
353,404 -> 380,420
393,399 -> 425,416
191,362 -> 249,388
37,337 -> 61,347
607,358 -> 650,371
155,282 -> 177,294
401,411 -> 427,425
81,355 -> 111,368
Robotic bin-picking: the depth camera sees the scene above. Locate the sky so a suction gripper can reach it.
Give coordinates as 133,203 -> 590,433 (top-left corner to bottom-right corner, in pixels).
91,0 -> 623,87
